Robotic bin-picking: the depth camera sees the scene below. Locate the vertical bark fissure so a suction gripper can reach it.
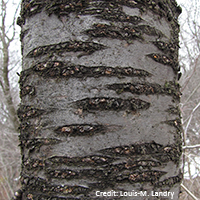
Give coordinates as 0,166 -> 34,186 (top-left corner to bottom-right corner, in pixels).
17,1 -> 182,199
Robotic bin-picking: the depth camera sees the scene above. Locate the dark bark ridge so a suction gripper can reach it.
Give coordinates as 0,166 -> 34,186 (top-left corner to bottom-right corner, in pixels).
20,85 -> 35,98
26,40 -> 107,58
17,105 -> 45,120
20,138 -> 61,152
54,124 -> 106,137
75,97 -> 150,112
107,81 -> 181,100
166,105 -> 181,116
84,23 -> 164,40
16,0 -> 182,200
146,53 -> 179,72
18,61 -> 151,88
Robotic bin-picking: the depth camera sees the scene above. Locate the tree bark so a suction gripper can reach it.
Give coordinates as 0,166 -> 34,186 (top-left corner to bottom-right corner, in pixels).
17,0 -> 182,199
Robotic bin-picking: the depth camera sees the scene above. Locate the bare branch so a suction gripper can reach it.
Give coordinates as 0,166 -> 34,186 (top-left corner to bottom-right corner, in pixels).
184,101 -> 200,142
180,30 -> 195,63
6,1 -> 21,42
0,79 -> 5,91
183,82 -> 200,106
8,59 -> 20,72
181,53 -> 200,92
181,183 -> 200,200
183,144 -> 200,150
0,181 -> 11,200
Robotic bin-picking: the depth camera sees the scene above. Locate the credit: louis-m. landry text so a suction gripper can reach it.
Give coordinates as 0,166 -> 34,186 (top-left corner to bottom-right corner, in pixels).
95,190 -> 175,199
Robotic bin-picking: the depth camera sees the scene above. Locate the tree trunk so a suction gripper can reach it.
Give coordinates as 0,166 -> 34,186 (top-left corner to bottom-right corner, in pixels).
17,0 -> 182,199
2,42 -> 20,131
0,1 -> 19,131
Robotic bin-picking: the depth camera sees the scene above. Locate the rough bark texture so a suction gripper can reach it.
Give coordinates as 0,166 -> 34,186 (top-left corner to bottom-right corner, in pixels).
17,0 -> 182,199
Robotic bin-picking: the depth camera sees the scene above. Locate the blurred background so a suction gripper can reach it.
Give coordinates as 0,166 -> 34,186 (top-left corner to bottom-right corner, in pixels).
0,0 -> 199,199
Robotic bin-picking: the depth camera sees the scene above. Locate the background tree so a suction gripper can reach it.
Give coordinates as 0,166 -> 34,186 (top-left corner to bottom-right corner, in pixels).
177,0 -> 200,199
0,0 -> 21,199
16,0 -> 183,199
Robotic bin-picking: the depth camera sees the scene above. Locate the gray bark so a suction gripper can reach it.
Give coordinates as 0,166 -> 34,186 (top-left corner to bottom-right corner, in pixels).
17,0 -> 182,199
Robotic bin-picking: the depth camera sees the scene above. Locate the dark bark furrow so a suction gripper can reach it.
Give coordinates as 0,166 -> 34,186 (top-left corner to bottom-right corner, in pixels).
20,138 -> 61,149
84,24 -> 164,40
146,53 -> 179,72
31,195 -> 80,200
20,28 -> 29,42
19,63 -> 151,88
46,168 -> 107,180
46,161 -> 163,180
94,12 -> 143,25
85,24 -> 142,40
151,40 -> 178,54
107,81 -> 181,100
19,122 -> 35,140
22,155 -> 113,171
32,63 -> 151,78
100,141 -> 163,155
75,97 -> 150,112
26,41 -> 107,58
47,155 -> 114,167
20,85 -> 35,97
21,170 -> 166,197
23,158 -> 45,170
22,176 -> 90,195
23,157 -> 161,171
54,124 -> 106,137
154,145 -> 182,164
46,169 -> 167,184
27,194 -> 81,200
22,142 -> 180,170
17,105 -> 45,121
125,171 -> 166,183
154,173 -> 182,187
165,105 -> 181,116
163,118 -> 182,131
99,141 -> 181,164
45,0 -> 88,17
